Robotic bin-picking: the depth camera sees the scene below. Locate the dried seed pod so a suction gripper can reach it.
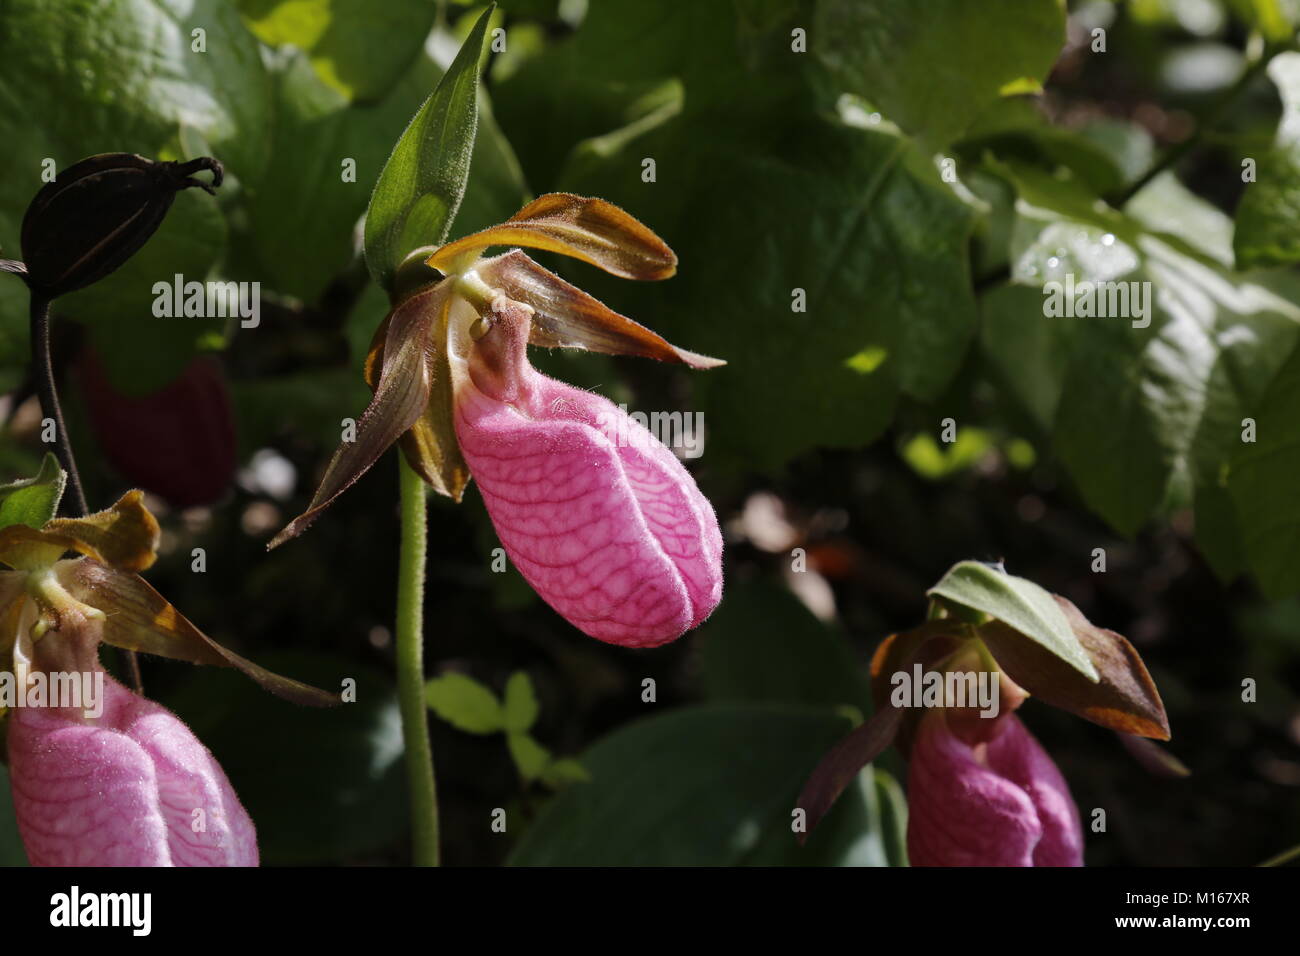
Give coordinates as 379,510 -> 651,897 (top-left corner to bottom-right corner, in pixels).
20,153 -> 223,297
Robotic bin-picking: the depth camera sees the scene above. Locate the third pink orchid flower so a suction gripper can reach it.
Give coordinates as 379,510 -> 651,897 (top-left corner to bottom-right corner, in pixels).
272,195 -> 724,647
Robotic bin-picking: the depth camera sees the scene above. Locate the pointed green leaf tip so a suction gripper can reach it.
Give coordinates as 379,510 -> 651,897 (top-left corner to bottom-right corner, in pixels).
0,454 -> 66,531
927,560 -> 1099,681
363,4 -> 495,293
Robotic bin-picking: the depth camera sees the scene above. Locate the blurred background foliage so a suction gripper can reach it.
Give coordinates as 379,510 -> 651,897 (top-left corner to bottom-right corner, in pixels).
0,0 -> 1298,865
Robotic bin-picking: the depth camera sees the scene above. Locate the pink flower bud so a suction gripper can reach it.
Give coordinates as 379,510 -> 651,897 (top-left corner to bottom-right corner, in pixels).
8,670 -> 257,867
453,297 -> 722,647
906,710 -> 1083,866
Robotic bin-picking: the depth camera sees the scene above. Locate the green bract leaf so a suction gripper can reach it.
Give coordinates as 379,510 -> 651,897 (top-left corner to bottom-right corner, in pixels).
425,672 -> 504,734
0,455 -> 65,530
978,597 -> 1169,739
363,5 -> 493,292
927,560 -> 1098,681
502,670 -> 539,733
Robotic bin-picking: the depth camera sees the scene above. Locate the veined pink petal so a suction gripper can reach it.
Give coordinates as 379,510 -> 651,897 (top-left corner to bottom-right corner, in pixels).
453,297 -> 722,647
8,672 -> 257,867
906,711 -> 1083,867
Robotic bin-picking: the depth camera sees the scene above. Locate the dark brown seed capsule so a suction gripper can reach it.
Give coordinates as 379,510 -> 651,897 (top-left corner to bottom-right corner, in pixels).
20,153 -> 223,298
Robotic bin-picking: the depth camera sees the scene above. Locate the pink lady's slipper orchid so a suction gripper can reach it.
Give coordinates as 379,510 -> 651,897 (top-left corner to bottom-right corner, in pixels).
271,195 -> 724,647
906,710 -> 1083,867
0,489 -> 335,866
798,570 -> 1173,867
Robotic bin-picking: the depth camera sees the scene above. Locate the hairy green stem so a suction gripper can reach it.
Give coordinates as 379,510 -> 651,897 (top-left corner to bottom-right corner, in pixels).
396,457 -> 439,866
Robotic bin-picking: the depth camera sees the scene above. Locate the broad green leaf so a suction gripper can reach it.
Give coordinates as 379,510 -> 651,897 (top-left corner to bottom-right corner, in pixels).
699,580 -> 870,711
812,0 -> 1067,147
502,670 -> 539,732
496,2 -> 979,468
927,560 -> 1098,680
561,117 -> 977,468
0,454 -> 65,530
425,671 -> 504,734
363,6 -> 493,292
160,652 -> 406,865
985,161 -> 1300,552
507,704 -> 879,866
238,0 -> 438,103
1229,339 -> 1300,596
1235,52 -> 1300,269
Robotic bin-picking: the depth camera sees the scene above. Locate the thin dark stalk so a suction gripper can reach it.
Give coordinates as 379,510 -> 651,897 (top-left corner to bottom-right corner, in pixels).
29,294 -> 87,515
30,292 -> 143,692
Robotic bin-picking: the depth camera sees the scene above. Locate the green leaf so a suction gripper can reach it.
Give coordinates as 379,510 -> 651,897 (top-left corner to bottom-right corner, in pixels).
984,161 -> 1300,555
363,5 -> 494,292
507,704 -> 879,866
495,2 -> 978,469
699,580 -> 870,711
506,731 -> 551,782
927,560 -> 1098,680
425,671 -> 504,734
0,454 -> 65,530
159,652 -> 406,865
1234,52 -> 1300,269
502,670 -> 539,732
812,0 -> 1067,147
1229,339 -> 1300,596
238,0 -> 439,103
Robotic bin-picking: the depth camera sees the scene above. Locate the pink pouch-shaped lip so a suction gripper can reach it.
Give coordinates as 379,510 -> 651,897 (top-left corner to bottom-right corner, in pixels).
454,298 -> 722,648
8,671 -> 257,867
906,710 -> 1084,867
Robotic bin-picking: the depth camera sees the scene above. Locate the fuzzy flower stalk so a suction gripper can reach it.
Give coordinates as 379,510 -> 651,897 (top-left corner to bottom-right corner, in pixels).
272,194 -> 724,647
0,482 -> 335,865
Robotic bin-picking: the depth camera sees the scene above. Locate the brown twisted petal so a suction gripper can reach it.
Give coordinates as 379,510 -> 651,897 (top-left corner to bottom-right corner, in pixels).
364,284 -> 470,501
269,282 -> 443,548
55,558 -> 338,707
478,251 -> 723,369
0,491 -> 160,573
427,193 -> 677,280
44,489 -> 160,572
